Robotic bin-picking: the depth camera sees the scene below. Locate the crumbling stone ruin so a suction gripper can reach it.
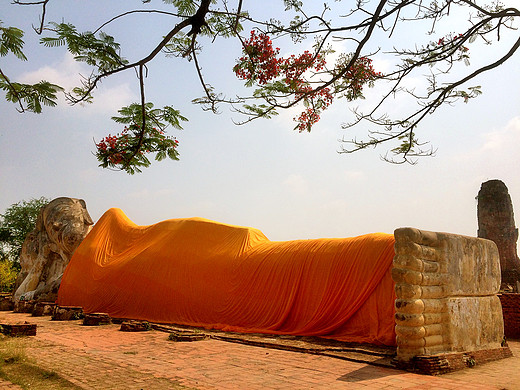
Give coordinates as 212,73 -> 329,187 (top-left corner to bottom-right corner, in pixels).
477,179 -> 520,290
13,197 -> 93,302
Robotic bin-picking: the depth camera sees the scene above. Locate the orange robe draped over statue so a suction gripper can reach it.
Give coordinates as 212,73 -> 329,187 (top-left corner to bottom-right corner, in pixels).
58,208 -> 396,346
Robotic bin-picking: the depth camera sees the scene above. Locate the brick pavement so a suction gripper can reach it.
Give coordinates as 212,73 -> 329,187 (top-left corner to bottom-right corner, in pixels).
0,311 -> 519,389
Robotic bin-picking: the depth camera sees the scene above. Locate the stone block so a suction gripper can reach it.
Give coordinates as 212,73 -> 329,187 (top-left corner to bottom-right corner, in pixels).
83,313 -> 112,326
13,300 -> 36,313
120,320 -> 151,332
52,305 -> 83,321
32,302 -> 57,316
446,296 -> 504,351
168,331 -> 208,342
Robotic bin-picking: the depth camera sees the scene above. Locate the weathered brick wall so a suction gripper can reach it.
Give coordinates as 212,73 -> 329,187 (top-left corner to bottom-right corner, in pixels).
499,293 -> 520,339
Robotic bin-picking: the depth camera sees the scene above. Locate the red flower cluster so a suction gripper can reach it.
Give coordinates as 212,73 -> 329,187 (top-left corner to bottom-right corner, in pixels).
234,30 -> 381,132
342,57 -> 382,98
282,51 -> 326,81
234,31 -> 327,87
435,33 -> 469,54
95,124 -> 179,167
438,33 -> 465,46
95,134 -> 130,164
234,30 -> 280,84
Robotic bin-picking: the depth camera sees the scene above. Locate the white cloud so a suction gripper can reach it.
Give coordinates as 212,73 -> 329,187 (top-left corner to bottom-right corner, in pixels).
19,53 -> 84,89
480,117 -> 520,153
19,53 -> 136,114
127,187 -> 177,200
455,116 -> 520,167
342,170 -> 364,180
283,174 -> 309,195
78,168 -> 103,184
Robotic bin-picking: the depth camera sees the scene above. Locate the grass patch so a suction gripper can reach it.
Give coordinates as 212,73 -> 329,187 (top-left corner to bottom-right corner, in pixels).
0,337 -> 82,389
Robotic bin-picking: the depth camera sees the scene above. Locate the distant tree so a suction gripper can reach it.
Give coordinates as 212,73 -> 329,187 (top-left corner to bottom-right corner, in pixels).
0,197 -> 49,269
0,260 -> 17,292
1,0 -> 519,172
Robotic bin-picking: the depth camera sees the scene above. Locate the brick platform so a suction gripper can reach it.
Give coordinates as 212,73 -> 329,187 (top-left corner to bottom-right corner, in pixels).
396,346 -> 513,375
1,311 -> 519,389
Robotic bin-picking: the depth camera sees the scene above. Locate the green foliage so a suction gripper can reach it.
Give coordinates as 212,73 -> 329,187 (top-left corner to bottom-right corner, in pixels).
205,12 -> 245,38
164,32 -> 194,58
96,103 -> 188,174
0,77 -> 63,113
0,260 -> 17,292
0,197 -> 49,267
0,21 -> 63,113
163,0 -> 198,16
41,22 -> 128,73
241,103 -> 278,119
2,0 -> 518,166
0,22 -> 26,60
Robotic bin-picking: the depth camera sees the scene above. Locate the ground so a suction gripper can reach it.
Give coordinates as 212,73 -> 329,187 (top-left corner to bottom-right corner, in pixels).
0,311 -> 519,389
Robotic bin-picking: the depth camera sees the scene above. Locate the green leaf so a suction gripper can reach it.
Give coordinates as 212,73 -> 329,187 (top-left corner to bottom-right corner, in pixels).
163,0 -> 198,16
41,22 -> 128,73
0,22 -> 27,60
0,75 -> 64,113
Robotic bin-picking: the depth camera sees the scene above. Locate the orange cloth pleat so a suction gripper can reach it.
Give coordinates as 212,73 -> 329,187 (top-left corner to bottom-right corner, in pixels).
58,208 -> 396,346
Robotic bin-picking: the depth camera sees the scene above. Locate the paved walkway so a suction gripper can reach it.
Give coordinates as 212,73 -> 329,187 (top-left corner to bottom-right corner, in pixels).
1,311 -> 519,389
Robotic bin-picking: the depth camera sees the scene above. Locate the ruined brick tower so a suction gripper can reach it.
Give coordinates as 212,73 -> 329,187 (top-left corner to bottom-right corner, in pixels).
477,179 -> 520,289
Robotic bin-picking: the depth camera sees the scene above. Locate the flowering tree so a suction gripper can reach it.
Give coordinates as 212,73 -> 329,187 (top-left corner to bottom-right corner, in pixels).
1,0 -> 519,172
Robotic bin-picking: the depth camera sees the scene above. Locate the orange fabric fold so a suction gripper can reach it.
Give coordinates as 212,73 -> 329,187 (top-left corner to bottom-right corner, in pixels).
58,208 -> 396,346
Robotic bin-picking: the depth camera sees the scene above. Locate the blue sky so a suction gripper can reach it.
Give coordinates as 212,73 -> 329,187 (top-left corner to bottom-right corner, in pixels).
1,0 -> 520,241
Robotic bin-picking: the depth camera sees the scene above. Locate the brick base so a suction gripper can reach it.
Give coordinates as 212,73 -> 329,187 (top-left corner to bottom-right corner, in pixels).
499,293 -> 520,339
83,313 -> 112,326
0,296 -> 13,311
13,300 -> 36,313
120,320 -> 151,332
52,306 -> 83,321
395,346 -> 513,375
0,322 -> 37,337
32,302 -> 57,317
168,331 -> 209,342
